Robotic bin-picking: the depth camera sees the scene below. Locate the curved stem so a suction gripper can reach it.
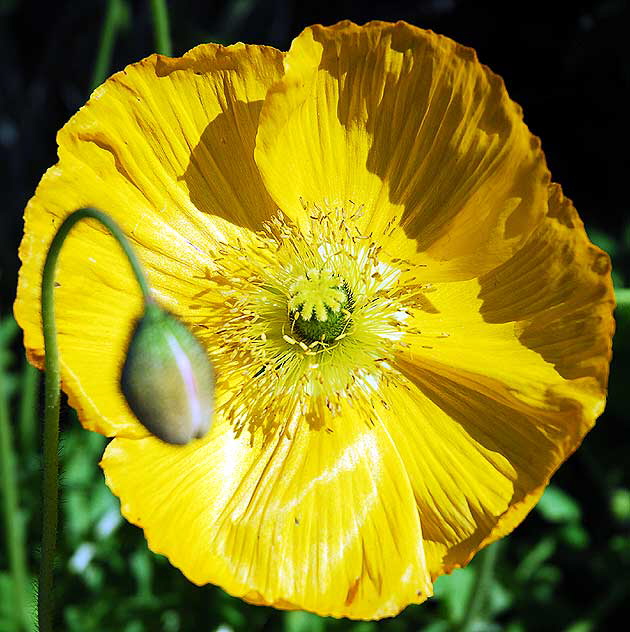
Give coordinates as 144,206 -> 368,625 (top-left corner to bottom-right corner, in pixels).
38,208 -> 150,632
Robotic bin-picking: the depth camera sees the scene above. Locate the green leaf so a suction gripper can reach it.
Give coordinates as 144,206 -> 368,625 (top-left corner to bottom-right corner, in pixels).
0,315 -> 19,347
564,620 -> 595,632
283,611 -> 326,632
433,566 -> 475,623
559,523 -> 589,549
488,579 -> 513,616
536,485 -> 581,523
611,488 -> 630,523
616,287 -> 630,308
515,537 -> 556,583
349,623 -> 377,632
421,622 -> 451,632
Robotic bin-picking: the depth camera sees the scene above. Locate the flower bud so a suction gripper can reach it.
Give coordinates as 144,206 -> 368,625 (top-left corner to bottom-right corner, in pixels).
121,303 -> 214,444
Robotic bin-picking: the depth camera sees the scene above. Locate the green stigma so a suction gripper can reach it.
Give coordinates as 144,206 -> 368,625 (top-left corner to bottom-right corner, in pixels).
288,269 -> 353,344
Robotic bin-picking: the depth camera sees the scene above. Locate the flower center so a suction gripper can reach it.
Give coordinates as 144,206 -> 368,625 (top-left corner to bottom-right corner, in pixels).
288,270 -> 354,343
192,203 -> 439,438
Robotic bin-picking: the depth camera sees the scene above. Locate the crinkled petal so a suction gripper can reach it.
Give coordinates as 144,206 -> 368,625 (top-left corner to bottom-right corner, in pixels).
101,402 -> 432,620
389,184 -> 613,571
14,43 -> 284,438
477,184 -> 614,393
255,20 -> 549,280
469,183 -> 614,548
398,275 -> 605,420
397,183 -> 612,418
385,362 -> 592,575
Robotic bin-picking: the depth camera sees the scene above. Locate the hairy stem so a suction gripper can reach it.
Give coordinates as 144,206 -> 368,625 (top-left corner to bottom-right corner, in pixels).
38,208 -> 150,632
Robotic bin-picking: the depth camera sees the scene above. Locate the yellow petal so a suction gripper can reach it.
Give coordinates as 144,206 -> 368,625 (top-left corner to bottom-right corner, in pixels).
398,276 -> 604,419
386,360 -> 594,575
101,401 -> 433,620
255,20 -> 549,279
397,183 -> 613,418
479,183 -> 614,393
15,43 -> 284,437
472,183 -> 614,548
389,183 -> 613,572
377,374 -> 513,575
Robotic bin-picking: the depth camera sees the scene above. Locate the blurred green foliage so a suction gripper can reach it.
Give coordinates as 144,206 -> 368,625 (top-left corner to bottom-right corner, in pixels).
1,1 -> 630,630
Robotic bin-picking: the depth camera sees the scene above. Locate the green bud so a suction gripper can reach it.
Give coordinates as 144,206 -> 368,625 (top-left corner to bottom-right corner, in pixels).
121,303 -> 215,445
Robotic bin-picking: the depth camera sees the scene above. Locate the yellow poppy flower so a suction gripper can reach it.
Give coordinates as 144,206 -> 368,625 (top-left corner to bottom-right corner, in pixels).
15,20 -> 614,620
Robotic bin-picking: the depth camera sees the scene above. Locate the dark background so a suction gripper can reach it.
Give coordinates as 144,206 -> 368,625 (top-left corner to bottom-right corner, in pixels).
2,0 -> 629,309
1,1 -> 629,631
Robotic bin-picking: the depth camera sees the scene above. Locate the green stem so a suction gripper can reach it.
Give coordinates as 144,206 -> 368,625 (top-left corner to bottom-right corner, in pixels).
90,0 -> 125,92
38,208 -> 150,632
459,541 -> 501,632
150,0 -> 173,56
0,320 -> 31,632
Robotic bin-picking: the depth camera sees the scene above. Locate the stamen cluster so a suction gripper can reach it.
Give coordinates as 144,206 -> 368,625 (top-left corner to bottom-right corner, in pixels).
191,203 -> 434,440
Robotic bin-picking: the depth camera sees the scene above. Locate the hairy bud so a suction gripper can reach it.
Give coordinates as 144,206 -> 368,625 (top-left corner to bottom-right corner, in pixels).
121,303 -> 214,444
